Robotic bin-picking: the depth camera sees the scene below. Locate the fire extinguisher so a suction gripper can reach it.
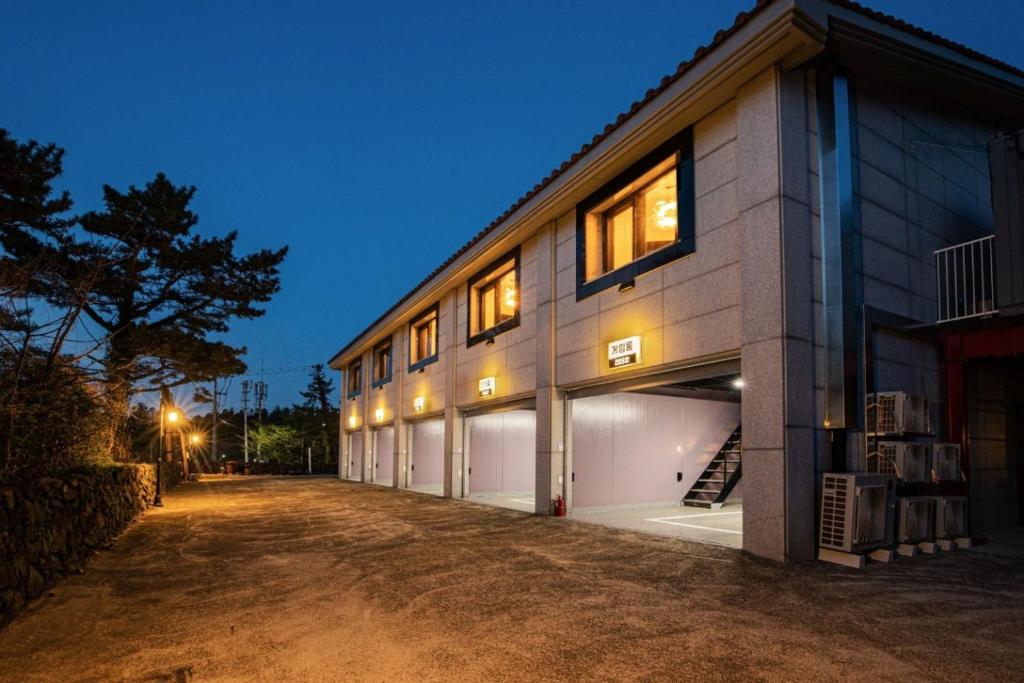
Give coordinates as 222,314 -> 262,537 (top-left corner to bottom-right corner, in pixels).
554,495 -> 566,517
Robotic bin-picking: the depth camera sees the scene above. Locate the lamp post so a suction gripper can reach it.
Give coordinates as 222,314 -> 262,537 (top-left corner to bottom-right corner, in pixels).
155,406 -> 180,507
187,433 -> 201,478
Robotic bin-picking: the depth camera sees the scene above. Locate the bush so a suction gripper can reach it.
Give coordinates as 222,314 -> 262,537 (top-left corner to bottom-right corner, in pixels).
0,350 -> 109,478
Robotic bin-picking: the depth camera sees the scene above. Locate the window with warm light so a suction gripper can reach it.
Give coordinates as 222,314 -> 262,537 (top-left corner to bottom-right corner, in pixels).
372,337 -> 392,388
576,127 -> 695,299
408,303 -> 439,372
346,359 -> 362,399
467,247 -> 520,346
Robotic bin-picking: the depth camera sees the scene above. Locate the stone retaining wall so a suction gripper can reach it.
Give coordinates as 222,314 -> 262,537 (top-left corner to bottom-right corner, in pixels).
0,463 -> 175,627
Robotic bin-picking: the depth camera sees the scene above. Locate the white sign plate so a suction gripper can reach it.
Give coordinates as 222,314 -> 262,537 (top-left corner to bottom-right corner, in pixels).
608,336 -> 641,369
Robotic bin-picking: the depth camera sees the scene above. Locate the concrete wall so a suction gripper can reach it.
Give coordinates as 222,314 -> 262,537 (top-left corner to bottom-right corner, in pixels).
402,298 -> 452,421
571,393 -> 740,508
456,236 -> 539,406
367,334 -> 398,428
852,77 -> 998,442
855,78 -> 996,325
805,68 -> 1001,469
553,99 -> 742,388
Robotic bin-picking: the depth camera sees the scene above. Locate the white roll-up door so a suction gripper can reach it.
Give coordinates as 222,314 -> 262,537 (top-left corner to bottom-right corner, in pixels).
410,419 -> 444,492
375,426 -> 395,485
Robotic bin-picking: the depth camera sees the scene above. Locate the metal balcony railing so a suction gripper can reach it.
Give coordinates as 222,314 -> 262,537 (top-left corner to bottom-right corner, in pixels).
935,235 -> 998,324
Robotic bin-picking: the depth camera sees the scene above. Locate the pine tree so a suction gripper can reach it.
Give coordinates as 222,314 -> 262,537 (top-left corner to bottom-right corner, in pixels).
69,173 -> 288,456
301,363 -> 337,464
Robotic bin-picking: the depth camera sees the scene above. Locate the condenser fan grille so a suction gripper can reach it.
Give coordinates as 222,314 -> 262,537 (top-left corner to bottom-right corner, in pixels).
855,486 -> 887,543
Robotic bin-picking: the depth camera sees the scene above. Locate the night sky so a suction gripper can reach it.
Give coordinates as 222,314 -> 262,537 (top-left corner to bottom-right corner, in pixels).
3,0 -> 1022,407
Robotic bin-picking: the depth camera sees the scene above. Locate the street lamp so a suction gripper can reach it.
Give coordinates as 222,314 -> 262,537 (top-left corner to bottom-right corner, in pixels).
156,405 -> 182,507
185,433 -> 202,479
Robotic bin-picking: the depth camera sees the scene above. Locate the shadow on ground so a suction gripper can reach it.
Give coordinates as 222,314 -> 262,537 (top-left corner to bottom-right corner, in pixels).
0,476 -> 1022,681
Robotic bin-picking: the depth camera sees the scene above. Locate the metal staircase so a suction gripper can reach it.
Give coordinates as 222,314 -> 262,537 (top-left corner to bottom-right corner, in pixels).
682,424 -> 742,509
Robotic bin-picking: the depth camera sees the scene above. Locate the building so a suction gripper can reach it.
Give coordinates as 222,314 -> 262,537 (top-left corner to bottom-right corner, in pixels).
328,0 -> 1024,562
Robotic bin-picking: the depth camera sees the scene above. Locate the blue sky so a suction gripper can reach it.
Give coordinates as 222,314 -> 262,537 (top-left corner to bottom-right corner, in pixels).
2,0 -> 1022,407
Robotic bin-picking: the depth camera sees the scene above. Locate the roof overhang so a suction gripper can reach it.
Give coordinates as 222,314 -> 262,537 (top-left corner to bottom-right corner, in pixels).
825,15 -> 1024,120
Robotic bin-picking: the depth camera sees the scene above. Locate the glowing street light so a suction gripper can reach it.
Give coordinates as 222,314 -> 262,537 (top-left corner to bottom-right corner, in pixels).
156,403 -> 184,507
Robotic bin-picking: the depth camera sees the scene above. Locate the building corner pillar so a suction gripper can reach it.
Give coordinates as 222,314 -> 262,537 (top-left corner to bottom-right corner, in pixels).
737,65 -> 818,563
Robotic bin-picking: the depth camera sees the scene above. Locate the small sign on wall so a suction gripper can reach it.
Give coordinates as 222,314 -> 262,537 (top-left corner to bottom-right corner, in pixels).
479,376 -> 496,398
608,336 -> 641,369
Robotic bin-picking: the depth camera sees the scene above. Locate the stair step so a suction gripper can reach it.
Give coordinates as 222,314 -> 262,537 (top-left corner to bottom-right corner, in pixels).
681,423 -> 743,507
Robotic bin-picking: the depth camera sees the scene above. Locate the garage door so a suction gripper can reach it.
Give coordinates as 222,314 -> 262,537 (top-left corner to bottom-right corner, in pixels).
467,409 -> 535,502
346,431 -> 364,482
374,426 -> 394,485
571,392 -> 739,508
410,419 -> 444,494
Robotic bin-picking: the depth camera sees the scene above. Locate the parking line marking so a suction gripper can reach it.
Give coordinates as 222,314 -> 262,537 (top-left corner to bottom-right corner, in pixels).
644,513 -> 743,535
650,511 -> 742,520
645,519 -> 743,535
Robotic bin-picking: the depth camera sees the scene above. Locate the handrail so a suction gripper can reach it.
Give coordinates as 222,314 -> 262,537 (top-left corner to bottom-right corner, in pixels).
934,235 -> 997,324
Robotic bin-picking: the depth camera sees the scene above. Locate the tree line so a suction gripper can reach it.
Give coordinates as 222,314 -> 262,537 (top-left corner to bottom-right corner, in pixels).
1,128 -> 288,477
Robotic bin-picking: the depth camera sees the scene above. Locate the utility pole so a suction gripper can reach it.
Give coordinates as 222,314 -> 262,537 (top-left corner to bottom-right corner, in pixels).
241,380 -> 251,463
212,377 -> 218,470
254,380 -> 267,460
211,377 -> 231,471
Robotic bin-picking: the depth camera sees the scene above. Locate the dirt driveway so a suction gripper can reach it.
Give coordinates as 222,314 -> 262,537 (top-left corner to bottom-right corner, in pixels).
0,476 -> 1022,682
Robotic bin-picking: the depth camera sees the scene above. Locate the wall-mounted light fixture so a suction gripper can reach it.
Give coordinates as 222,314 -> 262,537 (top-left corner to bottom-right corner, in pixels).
348,415 -> 358,429
618,279 -> 636,292
374,408 -> 385,423
478,376 -> 496,398
732,378 -> 745,390
413,396 -> 425,412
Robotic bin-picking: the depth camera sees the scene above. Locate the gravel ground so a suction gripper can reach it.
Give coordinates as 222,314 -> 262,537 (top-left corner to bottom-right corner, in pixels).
0,476 -> 1022,682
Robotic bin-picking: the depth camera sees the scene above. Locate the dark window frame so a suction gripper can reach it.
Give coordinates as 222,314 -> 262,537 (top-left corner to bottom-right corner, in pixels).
371,337 -> 393,388
575,126 -> 695,300
346,359 -> 362,400
408,302 -> 440,373
466,245 -> 521,347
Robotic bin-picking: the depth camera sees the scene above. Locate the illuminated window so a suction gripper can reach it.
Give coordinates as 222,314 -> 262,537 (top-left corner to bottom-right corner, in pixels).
371,338 -> 392,388
408,304 -> 439,372
346,359 -> 362,399
576,127 -> 694,299
467,247 -> 520,346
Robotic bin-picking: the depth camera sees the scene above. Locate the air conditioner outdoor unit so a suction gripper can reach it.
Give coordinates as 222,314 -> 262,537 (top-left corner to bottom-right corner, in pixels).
866,392 -> 933,436
898,497 -> 936,544
820,473 -> 897,553
932,443 -> 964,482
866,441 -> 931,482
933,496 -> 968,538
